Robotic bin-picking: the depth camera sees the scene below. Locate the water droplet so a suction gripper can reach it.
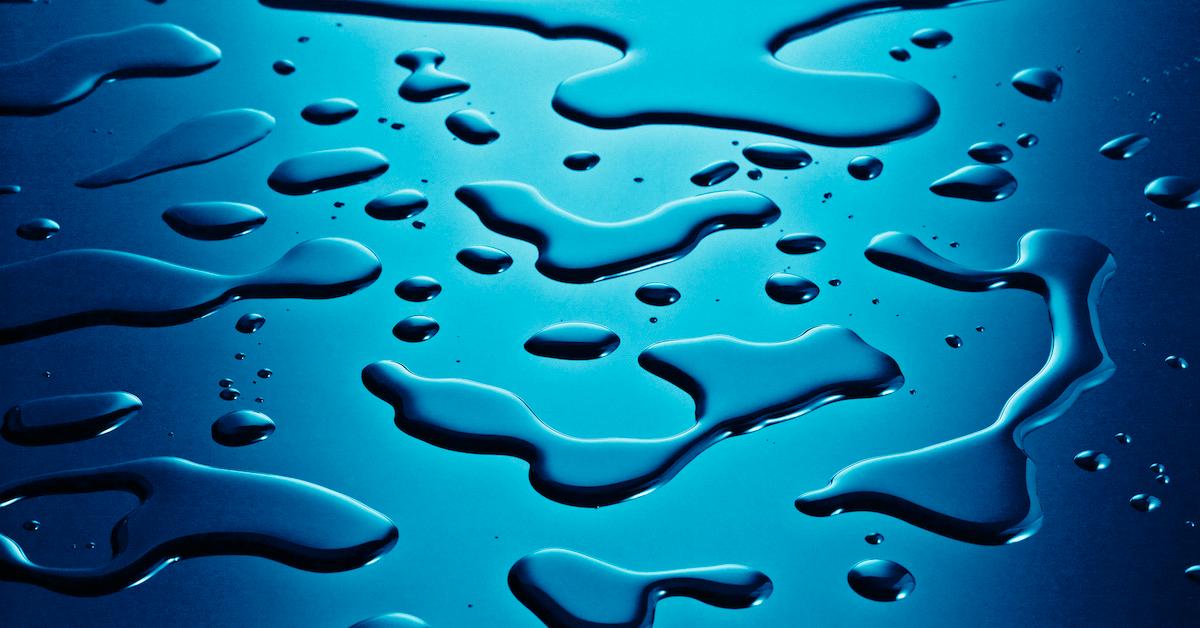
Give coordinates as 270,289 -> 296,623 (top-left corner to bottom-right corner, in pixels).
395,276 -> 442,302
1016,132 -> 1038,148
635,283 -> 680,306
219,378 -> 234,388
1099,133 -> 1149,160
1129,494 -> 1161,512
691,160 -> 739,186
563,151 -> 600,171
445,109 -> 499,145
301,97 -> 359,125
455,181 -> 779,283
456,246 -> 512,275
1165,355 -> 1189,369
350,613 -> 431,628
15,218 -> 59,241
1155,474 -> 1170,485
76,109 -> 274,189
272,59 -> 296,75
257,368 -> 273,379
268,148 -> 389,195
235,313 -> 266,334
1011,67 -> 1063,102
847,155 -> 883,180
0,24 -> 220,115
365,189 -> 428,220
765,273 -> 820,304
865,532 -> 885,545
945,334 -> 963,348
1114,432 -> 1132,445
524,322 -> 620,360
234,352 -> 247,361
930,165 -> 1017,201
888,47 -> 911,62
211,410 -> 275,447
162,202 -> 266,240
967,141 -> 1013,164
741,143 -> 812,170
0,185 -> 20,195
395,48 -> 470,102
1144,177 -> 1200,210
3,392 -> 141,446
1186,565 -> 1200,583
219,388 -> 241,401
776,233 -> 826,255
910,28 -> 952,49
22,520 -> 39,532
393,315 -> 439,342
1149,463 -> 1165,474
1073,450 -> 1110,472
847,559 -> 915,602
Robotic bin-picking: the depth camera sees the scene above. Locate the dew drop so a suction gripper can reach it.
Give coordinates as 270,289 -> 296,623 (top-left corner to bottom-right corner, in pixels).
1011,68 -> 1063,102
765,273 -> 819,305
395,276 -> 442,302
1073,450 -> 1110,472
15,218 -> 59,241
211,410 -> 275,447
635,283 -> 680,306
456,246 -> 512,274
393,315 -> 439,342
847,559 -> 915,602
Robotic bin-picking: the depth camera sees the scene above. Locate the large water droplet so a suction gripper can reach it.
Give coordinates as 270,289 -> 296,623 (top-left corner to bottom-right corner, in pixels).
1011,68 -> 1063,102
1144,177 -> 1200,210
930,165 -> 1017,201
162,202 -> 266,240
211,410 -> 275,447
268,148 -> 389,195
847,559 -> 915,602
524,322 -> 620,360
1099,133 -> 1149,160
765,273 -> 819,304
15,218 -> 60,241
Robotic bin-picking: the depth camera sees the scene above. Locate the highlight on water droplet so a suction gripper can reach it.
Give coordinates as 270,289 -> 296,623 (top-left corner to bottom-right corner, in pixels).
15,218 -> 59,241
235,313 -> 266,334
563,151 -> 600,171
742,143 -> 812,170
456,245 -> 512,274
691,160 -> 739,187
930,165 -> 1017,201
162,202 -> 266,240
301,97 -> 359,125
967,141 -> 1013,164
3,392 -> 142,446
765,273 -> 819,305
847,155 -> 883,180
1099,133 -> 1149,160
635,283 -> 680,306
445,109 -> 499,145
365,189 -> 428,220
211,410 -> 275,447
910,28 -> 952,49
1073,450 -> 1110,472
524,322 -> 620,360
395,276 -> 442,302
847,559 -> 915,602
393,315 -> 439,342
1011,67 -> 1063,102
268,148 -> 389,195
1144,177 -> 1200,210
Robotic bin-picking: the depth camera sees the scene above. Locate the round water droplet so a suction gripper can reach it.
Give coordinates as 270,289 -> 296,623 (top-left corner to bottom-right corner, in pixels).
1165,355 -> 1189,369
636,283 -> 680,306
776,233 -> 826,255
563,151 -> 600,171
395,276 -> 442,302
865,532 -> 885,545
235,313 -> 266,334
301,98 -> 359,125
945,335 -> 963,348
1073,450 -> 1110,472
366,189 -> 428,220
211,410 -> 275,447
967,141 -> 1013,164
457,246 -> 512,274
273,59 -> 296,75
765,273 -> 819,305
1144,177 -> 1200,210
741,143 -> 811,170
257,368 -> 273,379
847,156 -> 882,180
1099,133 -> 1149,160
1011,68 -> 1063,102
888,47 -> 911,62
1016,133 -> 1038,148
1129,494 -> 1161,512
218,378 -> 234,388
847,559 -> 915,602
16,218 -> 60,240
393,316 -> 439,342
910,28 -> 952,49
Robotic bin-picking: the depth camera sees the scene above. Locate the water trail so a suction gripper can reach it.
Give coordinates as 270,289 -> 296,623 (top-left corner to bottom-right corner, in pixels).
395,47 -> 469,102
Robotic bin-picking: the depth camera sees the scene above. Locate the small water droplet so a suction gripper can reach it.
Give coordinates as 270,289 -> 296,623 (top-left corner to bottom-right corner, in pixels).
457,246 -> 513,274
1129,493 -> 1161,512
22,520 -> 39,532
847,559 -> 915,602
15,218 -> 60,241
273,59 -> 296,75
930,165 -> 1017,202
741,143 -> 811,170
967,141 -> 1013,164
1165,355 -> 1189,369
563,151 -> 600,171
1011,67 -> 1063,102
1073,450 -> 1110,472
257,368 -> 273,379
945,335 -> 963,348
1099,133 -> 1149,160
1144,177 -> 1200,210
776,233 -> 826,255
635,283 -> 680,306
212,410 -> 275,446
393,316 -> 439,342
765,273 -> 819,304
1016,133 -> 1039,148
445,109 -> 499,145
888,47 -> 911,62
1114,432 -> 1132,445
219,388 -> 241,401
847,155 -> 883,180
691,160 -> 739,187
865,532 -> 885,545
235,313 -> 266,334
301,97 -> 359,125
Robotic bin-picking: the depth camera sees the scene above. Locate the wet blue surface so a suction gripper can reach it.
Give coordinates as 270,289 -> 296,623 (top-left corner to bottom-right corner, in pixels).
1,0 -> 1199,625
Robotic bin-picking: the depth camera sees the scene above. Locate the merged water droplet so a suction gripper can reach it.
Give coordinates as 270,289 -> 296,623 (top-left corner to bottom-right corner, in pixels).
1129,494 -> 1161,512
691,160 -> 739,187
211,410 -> 276,447
1011,68 -> 1063,102
742,143 -> 812,170
765,273 -> 819,305
456,246 -> 513,274
0,457 -> 397,595
1073,450 -> 1111,472
509,549 -> 772,627
395,48 -> 470,102
967,141 -> 1013,164
395,276 -> 442,302
15,218 -> 59,241
0,24 -> 221,115
455,181 -> 779,283
393,315 -> 439,342
3,392 -> 141,446
1144,177 -> 1200,210
235,313 -> 266,334
847,155 -> 883,180
162,202 -> 266,240
268,148 -> 389,195
847,559 -> 915,602
524,322 -> 620,360
1099,133 -> 1149,160
76,109 -> 275,189
910,28 -> 952,49
635,283 -> 680,306
445,109 -> 500,145
930,165 -> 1017,202
563,151 -> 600,171
301,97 -> 359,125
